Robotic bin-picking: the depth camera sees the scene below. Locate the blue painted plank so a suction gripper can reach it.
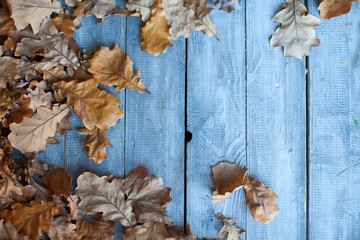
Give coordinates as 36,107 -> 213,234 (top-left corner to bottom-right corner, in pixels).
308,2 -> 360,239
186,3 -> 246,238
246,0 -> 306,239
124,16 -> 186,227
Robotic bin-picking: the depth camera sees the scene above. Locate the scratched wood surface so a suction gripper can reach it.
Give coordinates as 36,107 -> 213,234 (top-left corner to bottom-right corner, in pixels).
27,0 -> 360,239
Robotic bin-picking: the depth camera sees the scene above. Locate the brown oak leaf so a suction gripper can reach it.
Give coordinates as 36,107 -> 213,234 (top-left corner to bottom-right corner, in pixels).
75,172 -> 136,227
185,0 -> 217,37
211,162 -> 248,203
66,0 -> 117,19
2,95 -> 34,128
319,0 -> 359,20
26,87 -> 53,111
166,225 -> 197,240
89,44 -> 147,93
0,1 -> 15,35
56,112 -> 73,136
43,167 -> 72,197
216,214 -> 245,240
124,221 -> 172,240
212,0 -> 235,12
48,216 -> 77,240
244,176 -> 279,224
0,56 -> 18,89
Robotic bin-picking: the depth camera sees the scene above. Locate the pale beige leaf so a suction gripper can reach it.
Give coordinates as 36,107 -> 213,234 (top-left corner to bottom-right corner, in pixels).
122,166 -> 172,224
48,216 -> 77,240
124,222 -> 171,240
216,214 -> 245,240
185,0 -> 217,37
18,58 -> 61,81
45,36 -> 79,69
8,104 -> 70,154
26,87 -> 53,111
0,56 -> 18,89
244,176 -> 279,224
270,0 -> 321,59
0,178 -> 23,208
212,0 -> 235,12
89,44 -> 147,93
75,172 -> 136,227
7,0 -> 62,34
15,33 -> 61,57
211,162 -> 248,203
126,0 -> 156,21
67,0 -> 116,19
140,0 -> 173,56
319,0 -> 359,20
0,220 -> 29,240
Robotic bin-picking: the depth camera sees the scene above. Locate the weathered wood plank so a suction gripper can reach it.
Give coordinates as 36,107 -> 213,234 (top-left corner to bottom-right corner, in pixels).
308,2 -> 360,239
125,17 -> 186,226
186,3 -> 246,238
246,0 -> 307,239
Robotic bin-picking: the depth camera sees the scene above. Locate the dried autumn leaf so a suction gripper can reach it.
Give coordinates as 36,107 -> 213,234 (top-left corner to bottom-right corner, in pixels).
124,221 -> 172,240
89,44 -> 147,93
270,0 -> 321,59
18,58 -> 61,81
140,0 -> 173,56
0,220 -> 29,240
2,95 -> 34,128
166,225 -> 197,240
216,214 -> 245,240
56,112 -> 72,136
7,0 -> 62,34
66,0 -> 117,19
0,56 -> 18,89
185,0 -> 217,37
15,33 -> 60,57
244,176 -> 279,224
8,104 -> 70,154
126,0 -> 156,21
48,216 -> 77,240
26,87 -> 53,111
122,166 -> 172,224
53,79 -> 124,131
211,162 -> 248,203
319,0 -> 359,20
75,172 -> 136,227
212,0 -> 235,12
43,167 -> 72,197
45,37 -> 80,70
78,127 -> 112,164
0,1 -> 15,35
0,201 -> 58,239
76,210 -> 116,240
0,178 -> 23,208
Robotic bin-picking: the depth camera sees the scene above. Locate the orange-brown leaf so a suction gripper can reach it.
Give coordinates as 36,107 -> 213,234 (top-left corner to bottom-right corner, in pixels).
2,95 -> 34,128
0,56 -> 19,89
0,1 -> 15,35
43,167 -> 72,197
319,0 -> 359,20
124,222 -> 171,240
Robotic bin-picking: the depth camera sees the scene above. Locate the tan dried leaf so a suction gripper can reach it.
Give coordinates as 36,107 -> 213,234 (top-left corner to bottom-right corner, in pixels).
0,201 -> 58,239
15,33 -> 60,57
78,127 -> 112,164
122,166 -> 172,224
185,0 -> 217,37
0,1 -> 15,35
216,214 -> 245,240
0,178 -> 23,208
53,79 -> 124,131
211,162 -> 248,203
75,172 -> 136,227
26,87 -> 53,111
140,0 -> 173,56
212,0 -> 235,12
2,95 -> 34,128
124,222 -> 172,240
0,56 -> 18,89
89,44 -> 147,93
270,0 -> 321,59
126,0 -> 156,21
166,225 -> 197,240
43,167 -> 72,197
66,0 -> 117,19
319,0 -> 359,20
7,0 -> 62,34
56,112 -> 72,136
48,216 -> 77,240
0,220 -> 29,240
244,176 -> 279,224
8,104 -> 70,154
45,36 -> 80,69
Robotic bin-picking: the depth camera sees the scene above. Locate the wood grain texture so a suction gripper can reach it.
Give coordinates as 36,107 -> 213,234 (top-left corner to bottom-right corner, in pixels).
125,17 -> 186,226
308,2 -> 360,239
246,0 -> 306,239
186,3 -> 246,238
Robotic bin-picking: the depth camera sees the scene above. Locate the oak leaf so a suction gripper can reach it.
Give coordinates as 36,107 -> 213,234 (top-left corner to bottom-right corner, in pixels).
89,44 -> 147,93
8,104 -> 70,154
0,220 -> 29,240
44,37 -> 80,70
122,166 -> 172,224
0,178 -> 23,208
15,33 -> 60,57
244,176 -> 279,224
270,0 -> 321,59
7,0 -> 62,34
124,221 -> 172,240
216,214 -> 245,240
75,172 -> 136,227
212,0 -> 235,12
78,127 -> 112,164
53,79 -> 124,131
185,0 -> 217,37
2,95 -> 34,128
0,56 -> 19,89
43,167 -> 72,197
26,87 -> 53,111
166,225 -> 197,240
56,112 -> 73,136
48,216 -> 77,240
140,0 -> 173,56
66,0 -> 117,19
0,1 -> 15,35
319,0 -> 359,20
211,162 -> 248,203
0,201 -> 59,239
126,0 -> 156,21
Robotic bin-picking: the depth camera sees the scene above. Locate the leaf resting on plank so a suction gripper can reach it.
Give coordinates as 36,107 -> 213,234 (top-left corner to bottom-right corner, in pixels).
89,44 -> 147,93
141,0 -> 173,56
216,214 -> 245,240
244,176 -> 279,224
185,0 -> 217,37
75,172 -> 136,227
211,162 -> 248,203
318,0 -> 359,20
78,127 -> 113,164
53,79 -> 124,131
270,0 -> 321,59
124,221 -> 171,240
66,0 -> 117,19
212,0 -> 236,12
126,0 -> 156,22
8,104 -> 70,154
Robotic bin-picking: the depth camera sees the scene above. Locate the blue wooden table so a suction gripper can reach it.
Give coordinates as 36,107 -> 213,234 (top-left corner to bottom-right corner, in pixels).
36,0 -> 360,239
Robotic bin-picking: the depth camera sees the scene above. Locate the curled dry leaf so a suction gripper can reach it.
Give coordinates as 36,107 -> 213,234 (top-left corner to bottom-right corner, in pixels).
270,0 -> 321,59
0,201 -> 59,239
216,214 -> 245,240
122,166 -> 173,224
319,0 -> 359,20
43,167 -> 72,197
244,176 -> 279,224
211,162 -> 248,203
140,0 -> 174,56
89,44 -> 147,93
66,0 -> 117,19
78,127 -> 112,164
8,104 -> 70,154
124,221 -> 172,240
26,87 -> 53,111
75,172 -> 136,227
53,79 -> 124,131
126,0 -> 156,21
